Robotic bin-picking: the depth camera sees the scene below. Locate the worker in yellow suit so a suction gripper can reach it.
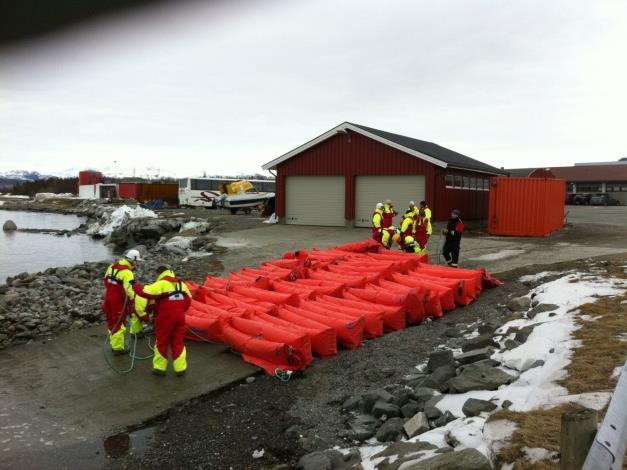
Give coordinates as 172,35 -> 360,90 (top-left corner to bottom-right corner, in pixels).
371,202 -> 384,242
402,235 -> 425,255
419,201 -> 432,239
101,249 -> 146,354
381,227 -> 402,250
133,266 -> 191,376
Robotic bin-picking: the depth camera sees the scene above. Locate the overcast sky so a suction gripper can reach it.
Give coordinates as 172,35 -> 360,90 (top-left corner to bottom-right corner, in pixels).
1,0 -> 626,177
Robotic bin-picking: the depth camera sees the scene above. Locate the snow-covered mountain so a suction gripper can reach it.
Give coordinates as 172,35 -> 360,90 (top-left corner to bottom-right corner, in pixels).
0,170 -> 53,189
54,166 -> 179,180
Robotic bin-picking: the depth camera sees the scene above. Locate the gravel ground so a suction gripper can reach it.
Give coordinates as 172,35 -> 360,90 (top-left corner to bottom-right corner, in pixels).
108,259 -> 556,470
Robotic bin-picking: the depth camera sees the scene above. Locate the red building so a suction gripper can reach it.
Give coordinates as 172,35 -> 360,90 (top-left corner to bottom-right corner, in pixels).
262,122 -> 505,226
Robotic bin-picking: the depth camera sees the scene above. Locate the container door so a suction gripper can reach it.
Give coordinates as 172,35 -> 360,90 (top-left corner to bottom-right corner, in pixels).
285,176 -> 345,226
354,175 -> 425,227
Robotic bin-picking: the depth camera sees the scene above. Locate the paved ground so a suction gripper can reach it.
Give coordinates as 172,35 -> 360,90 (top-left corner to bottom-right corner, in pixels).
3,205 -> 627,469
0,325 -> 256,469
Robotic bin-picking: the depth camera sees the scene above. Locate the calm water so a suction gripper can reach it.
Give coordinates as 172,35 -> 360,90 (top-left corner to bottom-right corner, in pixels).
0,210 -> 114,284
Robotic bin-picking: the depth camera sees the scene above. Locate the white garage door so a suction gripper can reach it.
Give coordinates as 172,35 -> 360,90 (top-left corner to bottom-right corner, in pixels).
286,176 -> 345,226
354,175 -> 426,227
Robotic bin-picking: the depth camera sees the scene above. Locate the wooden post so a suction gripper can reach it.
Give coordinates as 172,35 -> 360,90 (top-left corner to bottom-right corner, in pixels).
560,408 -> 598,470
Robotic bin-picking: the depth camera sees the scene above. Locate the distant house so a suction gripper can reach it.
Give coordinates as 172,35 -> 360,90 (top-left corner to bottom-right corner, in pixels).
262,122 -> 505,226
507,160 -> 627,204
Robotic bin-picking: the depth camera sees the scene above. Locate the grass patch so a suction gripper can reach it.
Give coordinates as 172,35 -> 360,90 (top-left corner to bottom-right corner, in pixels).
559,294 -> 627,394
494,267 -> 627,469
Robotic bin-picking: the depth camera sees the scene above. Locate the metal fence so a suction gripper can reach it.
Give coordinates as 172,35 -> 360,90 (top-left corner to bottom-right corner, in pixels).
582,360 -> 627,470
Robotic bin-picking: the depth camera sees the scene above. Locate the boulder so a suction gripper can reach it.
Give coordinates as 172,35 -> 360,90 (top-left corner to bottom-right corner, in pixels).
515,325 -> 536,343
462,398 -> 497,417
393,390 -> 415,407
447,363 -> 515,393
376,417 -> 405,442
501,400 -> 513,409
401,402 -> 420,418
341,395 -> 362,412
372,401 -> 401,419
348,414 -> 381,441
370,441 -> 438,470
507,296 -> 531,312
296,450 -> 344,470
424,396 -> 443,420
402,448 -> 492,470
433,410 -> 456,428
363,389 -> 394,413
527,303 -> 559,319
504,339 -> 522,351
427,349 -> 455,372
521,359 -> 545,372
444,327 -> 462,338
455,347 -> 495,365
477,322 -> 499,336
461,335 -> 498,352
413,387 -> 440,406
2,220 -> 17,231
403,411 -> 429,438
428,365 -> 457,392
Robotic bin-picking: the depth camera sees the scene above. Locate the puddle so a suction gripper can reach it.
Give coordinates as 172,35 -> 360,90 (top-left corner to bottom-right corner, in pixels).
103,426 -> 155,459
215,237 -> 254,248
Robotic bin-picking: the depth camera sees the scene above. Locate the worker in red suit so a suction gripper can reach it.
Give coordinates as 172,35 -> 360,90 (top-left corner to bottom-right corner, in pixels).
101,249 -> 145,355
382,199 -> 398,227
133,266 -> 191,376
371,202 -> 384,242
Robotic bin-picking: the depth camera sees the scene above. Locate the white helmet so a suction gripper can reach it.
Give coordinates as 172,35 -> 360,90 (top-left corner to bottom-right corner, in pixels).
376,202 -> 384,210
125,249 -> 143,262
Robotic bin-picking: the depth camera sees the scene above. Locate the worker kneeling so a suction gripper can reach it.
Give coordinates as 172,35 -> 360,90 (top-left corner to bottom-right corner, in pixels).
133,266 -> 191,376
381,227 -> 402,250
402,235 -> 424,255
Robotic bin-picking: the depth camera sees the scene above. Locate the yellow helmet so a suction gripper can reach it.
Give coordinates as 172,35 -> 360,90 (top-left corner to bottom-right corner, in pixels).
392,232 -> 401,243
405,236 -> 415,244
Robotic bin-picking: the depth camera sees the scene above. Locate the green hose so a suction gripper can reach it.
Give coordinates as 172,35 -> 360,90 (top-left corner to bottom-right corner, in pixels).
101,317 -> 154,374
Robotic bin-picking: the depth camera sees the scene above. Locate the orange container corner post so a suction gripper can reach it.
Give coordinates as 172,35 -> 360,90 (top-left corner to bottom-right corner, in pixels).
488,177 -> 565,237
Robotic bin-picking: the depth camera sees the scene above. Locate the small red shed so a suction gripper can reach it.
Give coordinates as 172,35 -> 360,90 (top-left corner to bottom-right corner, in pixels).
262,122 -> 505,226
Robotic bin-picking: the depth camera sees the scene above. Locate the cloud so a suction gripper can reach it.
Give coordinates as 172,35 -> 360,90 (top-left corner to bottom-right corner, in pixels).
0,0 -> 626,176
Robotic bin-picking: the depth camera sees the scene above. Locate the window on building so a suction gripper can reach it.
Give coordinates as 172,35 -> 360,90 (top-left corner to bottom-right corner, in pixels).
462,176 -> 470,189
454,175 -> 463,189
576,183 -> 602,193
445,175 -> 454,188
621,185 -> 627,192
468,177 -> 476,190
483,178 -> 490,191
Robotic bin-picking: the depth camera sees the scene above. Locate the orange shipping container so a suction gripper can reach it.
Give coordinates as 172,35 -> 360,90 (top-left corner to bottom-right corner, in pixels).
488,177 -> 565,237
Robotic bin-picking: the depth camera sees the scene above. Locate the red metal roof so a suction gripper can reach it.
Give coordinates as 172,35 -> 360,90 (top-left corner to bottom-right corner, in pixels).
544,164 -> 627,182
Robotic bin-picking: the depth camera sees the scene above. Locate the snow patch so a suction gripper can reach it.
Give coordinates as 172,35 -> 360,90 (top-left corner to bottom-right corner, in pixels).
87,205 -> 157,236
612,366 -> 622,378
470,249 -> 526,262
263,213 -> 279,224
522,446 -> 555,463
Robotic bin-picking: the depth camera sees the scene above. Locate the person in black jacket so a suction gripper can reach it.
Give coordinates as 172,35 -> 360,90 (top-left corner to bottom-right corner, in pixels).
441,209 -> 464,267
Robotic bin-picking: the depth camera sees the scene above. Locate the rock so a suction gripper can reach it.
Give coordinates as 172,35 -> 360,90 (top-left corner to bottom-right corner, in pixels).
444,327 -> 461,338
433,411 -> 456,428
501,400 -> 513,409
403,411 -> 429,438
435,447 -> 454,454
507,296 -> 531,312
402,448 -> 492,470
527,303 -> 559,319
376,417 -> 405,442
477,322 -> 499,335
521,359 -> 545,372
413,387 -> 440,407
447,363 -> 515,393
401,402 -> 420,418
2,220 -> 17,231
515,325 -> 535,343
296,450 -> 344,470
462,398 -> 498,417
363,389 -> 394,413
424,396 -> 443,420
348,414 -> 381,441
284,425 -> 303,439
392,390 -> 415,407
341,395 -> 363,412
245,377 -> 256,384
372,401 -> 401,419
461,335 -> 498,352
504,339 -> 522,350
427,350 -> 455,372
455,347 -> 495,365
428,365 -> 457,392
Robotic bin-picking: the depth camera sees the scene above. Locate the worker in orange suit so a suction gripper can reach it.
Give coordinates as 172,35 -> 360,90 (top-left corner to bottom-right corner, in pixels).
133,266 -> 191,376
101,249 -> 145,355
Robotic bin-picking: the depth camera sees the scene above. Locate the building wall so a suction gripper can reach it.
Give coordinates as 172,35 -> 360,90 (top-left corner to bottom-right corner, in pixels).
276,131 -> 492,222
276,131 -> 437,220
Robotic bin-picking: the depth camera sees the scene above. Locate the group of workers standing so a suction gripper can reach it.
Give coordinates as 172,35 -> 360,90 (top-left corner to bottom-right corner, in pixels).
101,249 -> 191,376
371,199 -> 464,267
